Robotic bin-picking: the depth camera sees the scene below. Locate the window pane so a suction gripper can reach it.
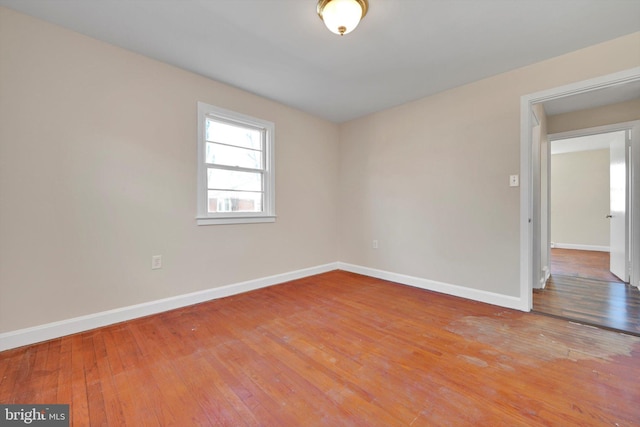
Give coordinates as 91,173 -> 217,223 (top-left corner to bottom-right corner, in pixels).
206,119 -> 262,150
207,190 -> 263,213
207,168 -> 262,192
205,142 -> 262,169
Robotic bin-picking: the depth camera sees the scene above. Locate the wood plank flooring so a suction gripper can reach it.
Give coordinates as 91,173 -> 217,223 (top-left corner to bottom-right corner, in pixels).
2,270 -> 640,426
550,248 -> 622,283
534,249 -> 640,336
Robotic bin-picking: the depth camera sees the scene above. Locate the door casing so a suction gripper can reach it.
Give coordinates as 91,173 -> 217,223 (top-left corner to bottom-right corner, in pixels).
520,67 -> 640,311
547,127 -> 632,283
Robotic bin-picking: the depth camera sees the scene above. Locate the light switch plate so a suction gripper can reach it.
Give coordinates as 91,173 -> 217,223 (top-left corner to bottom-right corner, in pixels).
151,255 -> 162,270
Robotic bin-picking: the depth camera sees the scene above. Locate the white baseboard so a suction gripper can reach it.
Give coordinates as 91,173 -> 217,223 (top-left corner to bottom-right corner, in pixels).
0,261 -> 534,352
552,243 -> 610,252
535,266 -> 551,290
0,263 -> 338,352
338,262 -> 527,311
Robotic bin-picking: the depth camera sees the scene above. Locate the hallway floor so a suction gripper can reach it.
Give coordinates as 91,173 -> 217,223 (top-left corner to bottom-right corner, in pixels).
533,249 -> 640,336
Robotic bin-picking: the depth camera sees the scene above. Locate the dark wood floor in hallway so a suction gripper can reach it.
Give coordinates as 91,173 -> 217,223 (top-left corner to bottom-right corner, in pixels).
533,248 -> 640,336
2,271 -> 640,425
549,248 -> 623,282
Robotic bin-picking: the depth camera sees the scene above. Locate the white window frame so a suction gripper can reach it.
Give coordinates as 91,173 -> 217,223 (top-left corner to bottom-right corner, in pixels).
197,102 -> 275,225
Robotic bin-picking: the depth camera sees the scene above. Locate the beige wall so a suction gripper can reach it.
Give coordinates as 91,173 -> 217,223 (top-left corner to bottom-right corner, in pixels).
0,8 -> 340,332
551,150 -> 610,247
1,6 -> 639,334
338,32 -> 640,297
548,98 -> 640,134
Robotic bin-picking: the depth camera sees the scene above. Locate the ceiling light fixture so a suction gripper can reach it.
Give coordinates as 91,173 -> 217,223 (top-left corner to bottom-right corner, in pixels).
317,0 -> 369,36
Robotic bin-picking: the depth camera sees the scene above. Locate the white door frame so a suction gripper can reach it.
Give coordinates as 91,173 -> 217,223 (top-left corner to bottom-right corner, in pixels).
519,67 -> 640,311
548,124 -> 636,282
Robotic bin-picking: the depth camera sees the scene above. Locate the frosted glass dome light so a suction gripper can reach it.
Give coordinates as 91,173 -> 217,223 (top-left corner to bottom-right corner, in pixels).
317,0 -> 369,36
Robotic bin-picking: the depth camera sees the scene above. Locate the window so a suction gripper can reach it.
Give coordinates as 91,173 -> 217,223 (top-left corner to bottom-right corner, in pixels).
197,102 -> 275,225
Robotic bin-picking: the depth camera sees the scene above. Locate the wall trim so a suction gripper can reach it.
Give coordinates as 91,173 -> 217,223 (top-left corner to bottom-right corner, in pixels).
338,263 -> 527,311
543,266 -> 551,285
552,243 -> 610,252
0,263 -> 338,352
536,266 -> 551,290
1,261 -> 536,352
520,66 -> 640,312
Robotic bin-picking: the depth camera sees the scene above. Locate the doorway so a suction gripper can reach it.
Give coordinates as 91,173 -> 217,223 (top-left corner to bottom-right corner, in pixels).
520,67 -> 640,333
550,130 -> 627,283
532,129 -> 640,335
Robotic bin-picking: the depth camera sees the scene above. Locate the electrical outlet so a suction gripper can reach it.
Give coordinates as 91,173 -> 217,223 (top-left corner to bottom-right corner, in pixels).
151,255 -> 162,270
509,174 -> 519,187
372,240 -> 378,249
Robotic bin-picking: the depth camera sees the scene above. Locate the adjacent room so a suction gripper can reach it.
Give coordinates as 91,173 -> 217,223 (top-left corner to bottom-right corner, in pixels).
533,127 -> 640,334
1,1 -> 640,425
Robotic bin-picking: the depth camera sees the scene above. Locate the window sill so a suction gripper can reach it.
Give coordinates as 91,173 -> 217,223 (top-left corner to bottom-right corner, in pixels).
197,216 -> 276,226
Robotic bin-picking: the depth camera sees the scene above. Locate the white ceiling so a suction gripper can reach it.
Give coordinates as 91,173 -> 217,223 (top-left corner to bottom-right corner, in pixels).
1,0 -> 639,123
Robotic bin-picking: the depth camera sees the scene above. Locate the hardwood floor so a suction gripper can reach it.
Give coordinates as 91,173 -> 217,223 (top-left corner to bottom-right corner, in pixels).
550,248 -> 622,283
2,271 -> 640,425
534,249 -> 640,336
534,275 -> 640,336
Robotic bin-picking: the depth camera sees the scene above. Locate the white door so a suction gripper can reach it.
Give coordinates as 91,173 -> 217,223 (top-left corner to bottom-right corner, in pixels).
609,131 -> 627,282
